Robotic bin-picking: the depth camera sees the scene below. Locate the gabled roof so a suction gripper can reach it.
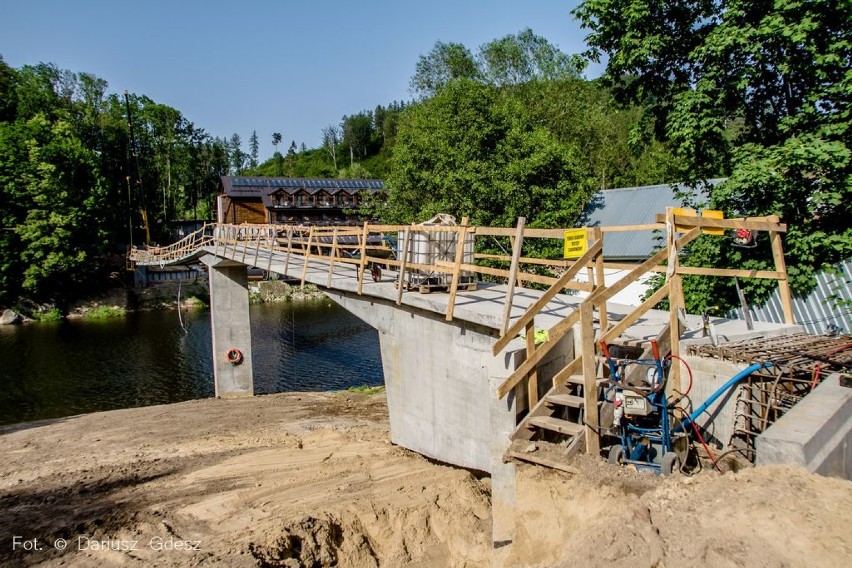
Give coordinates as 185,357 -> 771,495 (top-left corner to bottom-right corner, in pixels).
579,179 -> 725,260
221,176 -> 384,198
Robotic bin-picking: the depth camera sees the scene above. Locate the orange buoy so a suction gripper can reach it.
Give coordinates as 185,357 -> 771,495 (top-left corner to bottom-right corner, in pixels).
226,348 -> 244,365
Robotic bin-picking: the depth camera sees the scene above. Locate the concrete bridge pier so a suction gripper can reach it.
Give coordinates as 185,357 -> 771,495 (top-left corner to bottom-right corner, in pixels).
202,256 -> 254,397
322,289 -> 527,562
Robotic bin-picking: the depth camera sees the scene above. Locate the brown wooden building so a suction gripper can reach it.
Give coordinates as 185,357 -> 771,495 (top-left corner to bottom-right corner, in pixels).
217,176 -> 385,225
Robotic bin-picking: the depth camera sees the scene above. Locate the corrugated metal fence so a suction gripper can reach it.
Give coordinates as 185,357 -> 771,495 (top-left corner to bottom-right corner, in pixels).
728,258 -> 852,336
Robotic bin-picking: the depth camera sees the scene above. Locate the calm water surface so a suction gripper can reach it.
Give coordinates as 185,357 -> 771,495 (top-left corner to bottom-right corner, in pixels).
0,301 -> 383,426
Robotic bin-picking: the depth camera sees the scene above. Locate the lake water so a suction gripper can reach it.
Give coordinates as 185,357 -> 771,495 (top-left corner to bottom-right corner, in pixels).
0,301 -> 384,426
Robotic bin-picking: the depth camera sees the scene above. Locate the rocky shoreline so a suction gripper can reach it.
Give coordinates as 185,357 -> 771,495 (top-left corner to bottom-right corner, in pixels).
0,279 -> 327,325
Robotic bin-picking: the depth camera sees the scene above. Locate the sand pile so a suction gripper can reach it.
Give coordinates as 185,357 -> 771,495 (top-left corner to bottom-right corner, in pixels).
1,392 -> 850,567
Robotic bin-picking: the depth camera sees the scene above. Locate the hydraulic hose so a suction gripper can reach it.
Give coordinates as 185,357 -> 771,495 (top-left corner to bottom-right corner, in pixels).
675,361 -> 774,433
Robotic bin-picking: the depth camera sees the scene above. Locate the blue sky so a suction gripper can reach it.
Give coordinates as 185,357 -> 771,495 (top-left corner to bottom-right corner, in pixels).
2,0 -> 595,160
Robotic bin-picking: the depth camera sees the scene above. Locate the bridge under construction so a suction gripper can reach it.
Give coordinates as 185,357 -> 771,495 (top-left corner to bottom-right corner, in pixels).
130,209 -> 851,556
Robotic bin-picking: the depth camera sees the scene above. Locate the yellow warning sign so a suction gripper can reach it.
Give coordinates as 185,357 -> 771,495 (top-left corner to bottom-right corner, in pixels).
563,228 -> 588,259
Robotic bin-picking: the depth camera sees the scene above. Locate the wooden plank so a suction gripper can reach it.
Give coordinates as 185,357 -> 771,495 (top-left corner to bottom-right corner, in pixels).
475,226 -> 563,239
668,276 -> 684,393
593,227 -> 607,331
505,449 -> 580,474
496,308 -> 582,399
526,319 -> 539,408
281,228 -> 293,276
587,227 -> 701,307
396,229 -> 411,306
654,213 -> 787,233
492,239 -> 602,356
601,223 -> 665,233
501,217 -> 527,334
603,263 -> 786,280
770,231 -> 795,324
252,231 -> 262,268
473,253 -> 576,269
545,393 -> 584,408
580,301 -> 600,455
446,218 -> 470,322
300,225 -> 314,289
357,222 -> 368,295
326,227 -> 339,288
529,416 -> 584,436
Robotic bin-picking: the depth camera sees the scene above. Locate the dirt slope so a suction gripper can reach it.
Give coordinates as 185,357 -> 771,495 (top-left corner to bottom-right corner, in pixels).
1,392 -> 850,568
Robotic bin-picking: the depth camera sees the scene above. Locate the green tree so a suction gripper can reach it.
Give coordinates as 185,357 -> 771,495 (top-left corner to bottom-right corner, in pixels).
478,28 -> 586,87
575,0 -> 852,311
0,114 -> 107,304
249,130 -> 259,169
385,79 -> 596,230
228,133 -> 246,175
410,41 -> 481,99
321,124 -> 341,170
342,112 -> 374,166
285,140 -> 297,177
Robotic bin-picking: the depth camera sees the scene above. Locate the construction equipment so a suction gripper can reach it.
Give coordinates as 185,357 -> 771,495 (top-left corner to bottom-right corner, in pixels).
602,340 -> 690,475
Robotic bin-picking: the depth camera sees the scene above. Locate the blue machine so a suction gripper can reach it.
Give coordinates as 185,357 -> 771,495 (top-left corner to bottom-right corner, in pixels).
602,340 -> 685,475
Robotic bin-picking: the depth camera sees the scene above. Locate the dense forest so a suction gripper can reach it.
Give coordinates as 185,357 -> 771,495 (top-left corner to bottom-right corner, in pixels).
1,0 -> 849,316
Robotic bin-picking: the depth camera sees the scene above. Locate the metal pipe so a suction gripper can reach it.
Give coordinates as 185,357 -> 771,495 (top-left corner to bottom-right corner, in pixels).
676,362 -> 774,432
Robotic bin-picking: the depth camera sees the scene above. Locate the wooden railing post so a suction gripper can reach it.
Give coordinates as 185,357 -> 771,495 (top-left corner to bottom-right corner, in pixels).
445,216 -> 470,322
501,217 -> 526,334
580,301 -> 600,455
327,227 -> 339,288
593,226 -> 606,330
525,319 -> 539,408
300,226 -> 314,289
357,222 -> 369,295
396,229 -> 411,306
283,227 -> 294,276
770,230 -> 795,324
665,207 -> 683,393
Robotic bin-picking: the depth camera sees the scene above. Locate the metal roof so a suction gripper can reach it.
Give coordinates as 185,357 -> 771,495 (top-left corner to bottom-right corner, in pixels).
221,176 -> 384,197
579,179 -> 726,260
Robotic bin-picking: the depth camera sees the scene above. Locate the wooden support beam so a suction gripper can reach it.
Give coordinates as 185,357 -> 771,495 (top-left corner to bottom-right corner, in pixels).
549,282 -> 671,389
501,217 -> 526,334
602,263 -> 786,280
473,253 -> 576,269
593,226 -> 607,331
300,225 -> 314,289
357,222 -> 369,295
580,301 -> 600,455
396,229 -> 411,306
653,213 -> 787,233
492,239 -> 602,356
326,227 -> 339,288
587,227 -> 701,307
496,308 -> 581,399
770,231 -> 795,324
252,231 -> 262,268
446,217 -> 470,322
668,276 -> 684,392
282,228 -> 293,276
525,319 -> 539,409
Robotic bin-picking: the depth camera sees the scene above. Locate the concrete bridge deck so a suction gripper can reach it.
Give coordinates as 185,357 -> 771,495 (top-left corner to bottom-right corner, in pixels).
196,240 -> 789,346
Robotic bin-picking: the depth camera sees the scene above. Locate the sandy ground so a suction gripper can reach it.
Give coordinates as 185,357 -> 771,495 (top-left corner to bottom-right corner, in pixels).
1,392 -> 850,568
